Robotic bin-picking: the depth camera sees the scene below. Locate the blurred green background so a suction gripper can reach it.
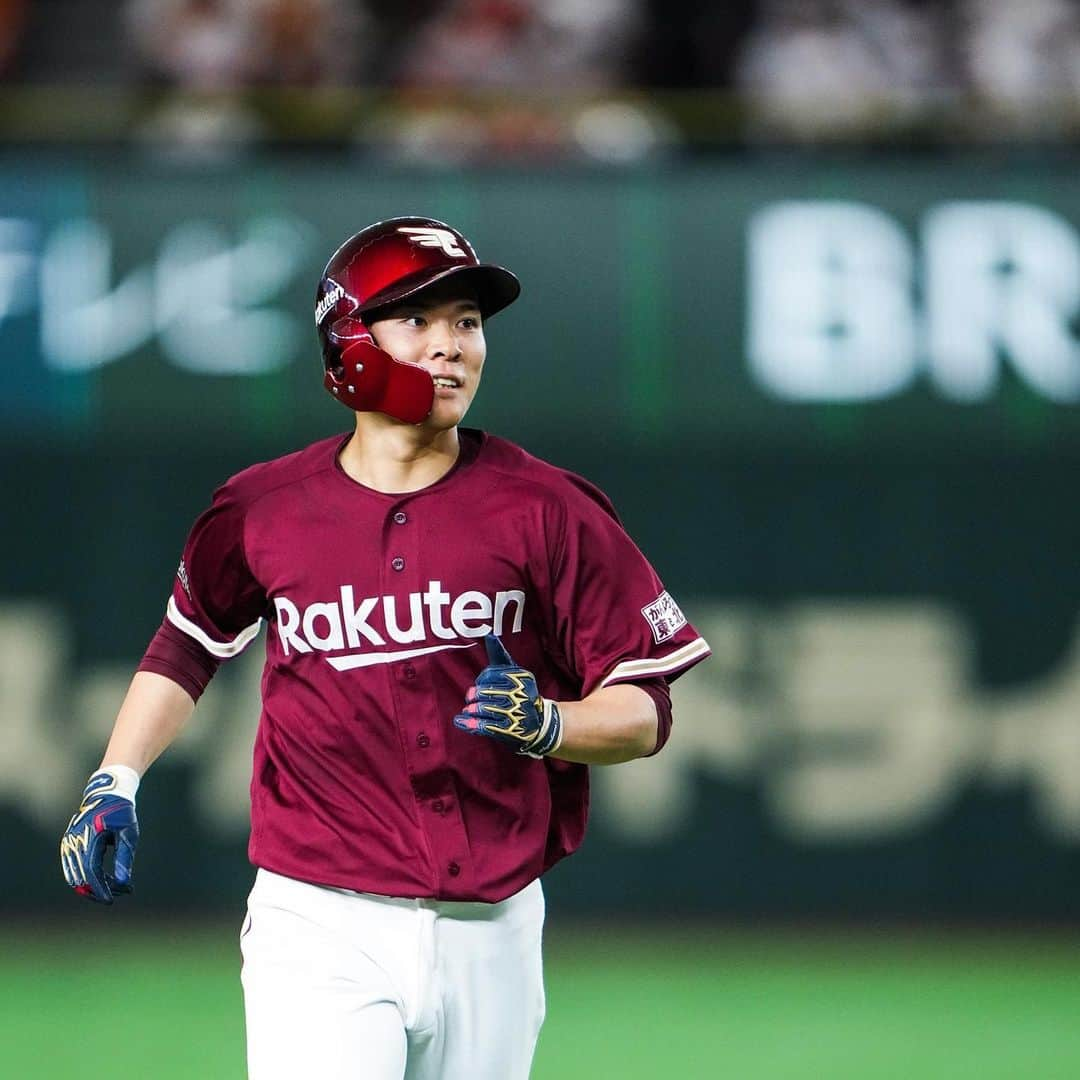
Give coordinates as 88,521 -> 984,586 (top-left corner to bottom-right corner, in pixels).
8,924 -> 1080,1079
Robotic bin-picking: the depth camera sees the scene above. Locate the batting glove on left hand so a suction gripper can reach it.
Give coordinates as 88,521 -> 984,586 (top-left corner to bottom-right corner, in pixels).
454,634 -> 564,758
60,767 -> 140,905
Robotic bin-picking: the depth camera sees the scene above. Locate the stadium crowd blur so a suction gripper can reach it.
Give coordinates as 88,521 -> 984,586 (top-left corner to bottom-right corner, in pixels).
3,0 -> 1080,158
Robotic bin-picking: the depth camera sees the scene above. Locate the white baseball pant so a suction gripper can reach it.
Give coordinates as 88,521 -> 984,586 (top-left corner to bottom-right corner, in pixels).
240,869 -> 546,1080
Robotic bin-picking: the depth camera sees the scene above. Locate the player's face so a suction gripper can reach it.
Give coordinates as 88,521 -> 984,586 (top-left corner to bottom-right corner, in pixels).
368,289 -> 486,430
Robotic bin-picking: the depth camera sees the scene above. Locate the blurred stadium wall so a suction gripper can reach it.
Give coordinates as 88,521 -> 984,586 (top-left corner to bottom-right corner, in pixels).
3,151 -> 1080,920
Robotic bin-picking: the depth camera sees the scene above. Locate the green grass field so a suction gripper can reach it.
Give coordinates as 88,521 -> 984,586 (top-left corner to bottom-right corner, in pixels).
5,924 -> 1079,1078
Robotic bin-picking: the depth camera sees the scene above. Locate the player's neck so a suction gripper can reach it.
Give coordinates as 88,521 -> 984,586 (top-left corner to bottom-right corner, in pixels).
339,418 -> 460,494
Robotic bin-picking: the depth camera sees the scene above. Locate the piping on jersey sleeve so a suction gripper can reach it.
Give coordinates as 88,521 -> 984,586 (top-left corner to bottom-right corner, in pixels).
598,637 -> 712,687
166,595 -> 264,659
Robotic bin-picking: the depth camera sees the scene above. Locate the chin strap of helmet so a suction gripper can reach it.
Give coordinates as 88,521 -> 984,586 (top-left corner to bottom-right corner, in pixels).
323,317 -> 434,426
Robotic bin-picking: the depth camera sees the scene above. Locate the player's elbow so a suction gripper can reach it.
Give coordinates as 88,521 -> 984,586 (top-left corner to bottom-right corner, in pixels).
607,690 -> 660,763
629,711 -> 661,761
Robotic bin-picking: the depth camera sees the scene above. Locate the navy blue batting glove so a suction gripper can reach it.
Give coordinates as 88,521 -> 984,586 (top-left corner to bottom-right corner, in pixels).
60,768 -> 140,905
454,634 -> 564,758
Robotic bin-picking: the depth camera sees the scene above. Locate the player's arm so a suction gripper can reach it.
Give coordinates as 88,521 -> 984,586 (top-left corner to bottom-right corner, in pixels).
100,670 -> 196,773
59,671 -> 195,905
454,635 -> 661,764
543,683 -> 657,764
61,477 -> 263,904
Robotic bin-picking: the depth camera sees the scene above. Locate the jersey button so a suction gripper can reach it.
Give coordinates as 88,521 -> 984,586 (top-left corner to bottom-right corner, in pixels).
403,665 -> 416,679
447,861 -> 461,877
393,511 -> 408,525
416,733 -> 430,748
391,557 -> 405,571
432,799 -> 445,814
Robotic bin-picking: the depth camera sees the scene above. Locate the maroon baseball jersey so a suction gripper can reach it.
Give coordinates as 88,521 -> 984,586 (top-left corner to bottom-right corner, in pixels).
140,429 -> 710,902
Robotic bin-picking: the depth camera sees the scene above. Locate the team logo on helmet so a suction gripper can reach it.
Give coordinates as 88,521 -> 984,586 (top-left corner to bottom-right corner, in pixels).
315,282 -> 346,326
398,226 -> 468,259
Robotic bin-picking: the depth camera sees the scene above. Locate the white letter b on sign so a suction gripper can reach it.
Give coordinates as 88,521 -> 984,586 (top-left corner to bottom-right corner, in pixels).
747,201 -> 916,401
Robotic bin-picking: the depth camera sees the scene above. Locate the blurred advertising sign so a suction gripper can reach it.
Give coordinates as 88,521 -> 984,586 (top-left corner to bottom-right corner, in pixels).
39,216 -> 313,376
3,598 -> 1078,916
748,201 -> 1080,404
603,603 -> 1080,844
8,598 -> 1076,843
2,156 -> 1080,454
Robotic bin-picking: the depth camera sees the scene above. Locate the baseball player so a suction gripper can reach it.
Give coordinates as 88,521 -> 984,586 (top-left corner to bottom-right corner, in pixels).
59,216 -> 710,1080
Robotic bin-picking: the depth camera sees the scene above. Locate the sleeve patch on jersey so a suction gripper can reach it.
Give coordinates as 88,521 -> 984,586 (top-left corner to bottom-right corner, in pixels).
641,591 -> 687,644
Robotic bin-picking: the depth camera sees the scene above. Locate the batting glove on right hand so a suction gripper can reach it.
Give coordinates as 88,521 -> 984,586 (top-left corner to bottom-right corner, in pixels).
60,767 -> 140,905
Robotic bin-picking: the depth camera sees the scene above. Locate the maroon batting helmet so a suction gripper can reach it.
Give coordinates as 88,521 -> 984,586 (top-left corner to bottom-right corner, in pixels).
315,217 -> 520,423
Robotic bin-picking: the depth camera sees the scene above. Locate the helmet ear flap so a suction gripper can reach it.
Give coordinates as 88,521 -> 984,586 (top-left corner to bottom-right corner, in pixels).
324,317 -> 385,389
328,316 -> 370,346
325,316 -> 392,387
322,326 -> 434,426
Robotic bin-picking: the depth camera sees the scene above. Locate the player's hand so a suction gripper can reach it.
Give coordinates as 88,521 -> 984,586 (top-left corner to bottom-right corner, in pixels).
60,769 -> 140,904
453,634 -> 563,758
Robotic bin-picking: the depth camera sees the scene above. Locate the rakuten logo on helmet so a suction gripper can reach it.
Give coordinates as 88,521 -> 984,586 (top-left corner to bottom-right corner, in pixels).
398,227 -> 468,258
315,283 -> 345,326
273,581 -> 525,667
